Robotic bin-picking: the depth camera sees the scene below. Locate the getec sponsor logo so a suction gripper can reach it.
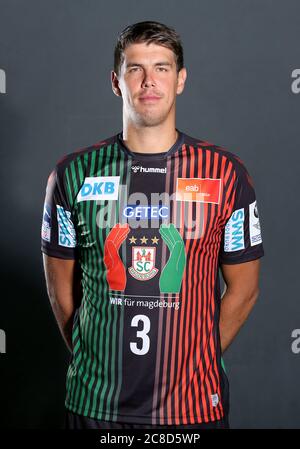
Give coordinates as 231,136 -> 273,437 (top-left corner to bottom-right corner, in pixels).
41,203 -> 51,242
224,208 -> 245,252
131,165 -> 166,174
123,205 -> 169,219
77,176 -> 120,202
57,205 -> 76,247
0,329 -> 6,354
249,200 -> 262,246
176,178 -> 221,204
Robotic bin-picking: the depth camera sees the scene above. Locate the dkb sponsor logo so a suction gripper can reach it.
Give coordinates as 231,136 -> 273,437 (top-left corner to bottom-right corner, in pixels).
77,176 -> 120,202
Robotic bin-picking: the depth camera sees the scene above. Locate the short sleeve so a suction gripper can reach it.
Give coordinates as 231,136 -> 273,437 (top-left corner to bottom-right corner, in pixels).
218,160 -> 264,265
41,164 -> 77,259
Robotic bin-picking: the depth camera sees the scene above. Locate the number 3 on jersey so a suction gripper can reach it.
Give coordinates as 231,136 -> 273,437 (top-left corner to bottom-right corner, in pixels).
130,314 -> 150,355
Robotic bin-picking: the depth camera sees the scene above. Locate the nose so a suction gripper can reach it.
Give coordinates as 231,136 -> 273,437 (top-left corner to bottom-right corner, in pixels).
141,69 -> 156,88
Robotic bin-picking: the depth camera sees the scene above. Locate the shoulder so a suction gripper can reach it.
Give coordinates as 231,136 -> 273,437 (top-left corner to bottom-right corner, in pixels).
51,134 -> 118,179
182,132 -> 253,186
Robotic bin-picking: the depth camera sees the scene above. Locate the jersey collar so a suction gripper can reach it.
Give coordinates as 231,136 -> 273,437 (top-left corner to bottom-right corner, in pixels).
116,128 -> 184,160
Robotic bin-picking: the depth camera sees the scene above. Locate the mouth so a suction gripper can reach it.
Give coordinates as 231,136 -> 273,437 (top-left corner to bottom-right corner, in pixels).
139,95 -> 161,102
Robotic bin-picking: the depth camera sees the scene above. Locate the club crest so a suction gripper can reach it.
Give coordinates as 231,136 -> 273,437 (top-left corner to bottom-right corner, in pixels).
128,246 -> 159,281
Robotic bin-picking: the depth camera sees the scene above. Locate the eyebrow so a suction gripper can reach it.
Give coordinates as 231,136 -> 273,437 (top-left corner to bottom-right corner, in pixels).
126,62 -> 173,68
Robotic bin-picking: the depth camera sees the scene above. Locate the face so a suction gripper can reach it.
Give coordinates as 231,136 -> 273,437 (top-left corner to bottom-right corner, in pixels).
111,42 -> 187,127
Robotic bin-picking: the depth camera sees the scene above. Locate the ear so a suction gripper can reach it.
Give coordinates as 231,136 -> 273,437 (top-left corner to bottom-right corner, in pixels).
111,70 -> 122,97
176,67 -> 187,95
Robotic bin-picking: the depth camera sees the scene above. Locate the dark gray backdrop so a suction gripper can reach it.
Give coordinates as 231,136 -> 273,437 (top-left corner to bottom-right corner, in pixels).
0,0 -> 299,429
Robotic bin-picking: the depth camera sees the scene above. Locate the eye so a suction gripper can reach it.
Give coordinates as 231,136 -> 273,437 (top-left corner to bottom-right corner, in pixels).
157,67 -> 167,71
129,67 -> 140,72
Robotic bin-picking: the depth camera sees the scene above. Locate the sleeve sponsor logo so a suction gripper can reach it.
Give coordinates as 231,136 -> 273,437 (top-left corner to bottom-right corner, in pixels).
57,205 -> 76,247
211,393 -> 219,407
41,203 -> 51,242
224,208 -> 245,252
176,178 -> 221,204
249,200 -> 262,246
77,176 -> 120,202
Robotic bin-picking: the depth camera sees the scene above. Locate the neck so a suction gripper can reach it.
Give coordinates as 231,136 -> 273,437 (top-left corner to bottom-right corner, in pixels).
121,122 -> 178,154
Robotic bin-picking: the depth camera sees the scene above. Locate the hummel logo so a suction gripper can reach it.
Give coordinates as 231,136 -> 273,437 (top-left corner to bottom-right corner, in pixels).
131,165 -> 167,174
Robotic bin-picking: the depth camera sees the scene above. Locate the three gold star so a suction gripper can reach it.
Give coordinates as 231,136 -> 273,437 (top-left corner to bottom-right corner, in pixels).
128,235 -> 160,244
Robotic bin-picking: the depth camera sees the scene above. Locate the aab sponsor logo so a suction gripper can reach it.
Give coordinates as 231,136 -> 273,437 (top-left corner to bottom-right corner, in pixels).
0,68 -> 6,94
176,178 -> 221,204
77,176 -> 120,202
291,69 -> 300,94
131,165 -> 166,174
291,329 -> 300,354
0,329 -> 6,354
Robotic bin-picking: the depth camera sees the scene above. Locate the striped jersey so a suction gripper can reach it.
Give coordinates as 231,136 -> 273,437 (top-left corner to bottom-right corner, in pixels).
41,129 -> 264,425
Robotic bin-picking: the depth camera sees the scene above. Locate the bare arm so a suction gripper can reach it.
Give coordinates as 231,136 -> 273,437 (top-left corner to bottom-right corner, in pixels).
42,254 -> 82,353
219,259 -> 261,354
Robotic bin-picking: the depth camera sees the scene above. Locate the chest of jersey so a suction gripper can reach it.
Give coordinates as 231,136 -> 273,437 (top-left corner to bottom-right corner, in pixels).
73,153 -> 224,297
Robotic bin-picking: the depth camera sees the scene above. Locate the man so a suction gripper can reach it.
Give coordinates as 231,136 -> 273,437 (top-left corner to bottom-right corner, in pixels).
41,21 -> 264,430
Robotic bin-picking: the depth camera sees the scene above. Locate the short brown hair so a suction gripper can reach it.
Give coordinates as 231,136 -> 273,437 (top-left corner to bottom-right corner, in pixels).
114,21 -> 184,77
